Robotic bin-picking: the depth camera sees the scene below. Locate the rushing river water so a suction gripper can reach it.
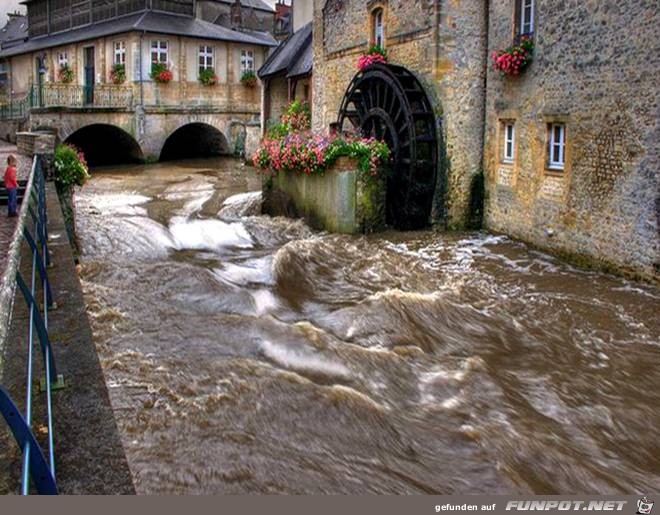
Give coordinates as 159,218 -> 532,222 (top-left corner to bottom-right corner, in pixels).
75,157 -> 660,494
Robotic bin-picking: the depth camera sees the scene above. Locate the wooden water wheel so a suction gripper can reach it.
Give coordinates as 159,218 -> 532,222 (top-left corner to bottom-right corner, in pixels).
337,63 -> 438,229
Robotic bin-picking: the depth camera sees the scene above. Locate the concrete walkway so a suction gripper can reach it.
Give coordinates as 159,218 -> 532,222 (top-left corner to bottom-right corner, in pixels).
0,181 -> 135,494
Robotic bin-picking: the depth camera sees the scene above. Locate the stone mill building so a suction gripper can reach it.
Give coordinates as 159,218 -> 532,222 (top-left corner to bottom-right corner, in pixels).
312,0 -> 659,281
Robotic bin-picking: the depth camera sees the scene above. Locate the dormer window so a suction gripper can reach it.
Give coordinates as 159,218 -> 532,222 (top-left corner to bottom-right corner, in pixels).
372,8 -> 384,48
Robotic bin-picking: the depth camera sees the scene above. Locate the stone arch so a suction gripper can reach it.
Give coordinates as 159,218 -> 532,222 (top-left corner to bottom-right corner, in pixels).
65,123 -> 144,167
159,122 -> 230,161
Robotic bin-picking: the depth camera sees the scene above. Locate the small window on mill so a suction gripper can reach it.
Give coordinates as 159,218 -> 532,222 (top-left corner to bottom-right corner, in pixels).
372,8 -> 384,48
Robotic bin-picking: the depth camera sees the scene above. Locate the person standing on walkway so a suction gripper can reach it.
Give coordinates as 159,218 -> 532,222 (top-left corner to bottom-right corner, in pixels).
4,155 -> 18,217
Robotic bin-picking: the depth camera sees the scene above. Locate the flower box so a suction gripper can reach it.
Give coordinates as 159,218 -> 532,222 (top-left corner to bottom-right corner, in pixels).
492,36 -> 534,76
357,45 -> 388,71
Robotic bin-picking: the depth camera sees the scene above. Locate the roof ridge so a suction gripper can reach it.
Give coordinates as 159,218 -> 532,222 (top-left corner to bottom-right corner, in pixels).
133,10 -> 149,29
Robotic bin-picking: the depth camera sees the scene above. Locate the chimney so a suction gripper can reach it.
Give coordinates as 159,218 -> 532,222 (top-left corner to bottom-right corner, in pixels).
274,1 -> 292,38
231,0 -> 243,29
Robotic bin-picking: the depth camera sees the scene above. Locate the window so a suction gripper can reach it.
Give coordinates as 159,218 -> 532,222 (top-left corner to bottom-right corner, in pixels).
151,40 -> 168,65
519,0 -> 535,35
548,123 -> 566,170
199,45 -> 214,73
241,50 -> 254,73
114,41 -> 126,65
0,60 -> 8,90
58,52 -> 68,68
503,122 -> 515,163
372,8 -> 384,48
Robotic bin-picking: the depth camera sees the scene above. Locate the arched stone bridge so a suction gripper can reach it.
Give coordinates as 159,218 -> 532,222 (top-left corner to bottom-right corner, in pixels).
28,107 -> 260,165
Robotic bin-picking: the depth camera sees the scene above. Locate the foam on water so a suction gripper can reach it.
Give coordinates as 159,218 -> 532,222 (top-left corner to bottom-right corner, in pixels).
250,289 -> 280,316
213,257 -> 273,286
169,217 -> 253,251
259,340 -> 351,381
219,191 -> 263,219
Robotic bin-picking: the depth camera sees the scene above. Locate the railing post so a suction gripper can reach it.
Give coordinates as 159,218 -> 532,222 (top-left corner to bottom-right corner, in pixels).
0,155 -> 61,495
0,388 -> 58,495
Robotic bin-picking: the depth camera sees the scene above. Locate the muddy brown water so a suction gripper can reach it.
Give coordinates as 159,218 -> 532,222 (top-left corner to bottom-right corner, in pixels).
74,158 -> 660,494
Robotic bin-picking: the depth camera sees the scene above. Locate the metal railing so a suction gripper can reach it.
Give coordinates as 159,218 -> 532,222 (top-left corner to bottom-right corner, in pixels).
0,155 -> 61,495
37,84 -> 134,109
0,92 -> 30,120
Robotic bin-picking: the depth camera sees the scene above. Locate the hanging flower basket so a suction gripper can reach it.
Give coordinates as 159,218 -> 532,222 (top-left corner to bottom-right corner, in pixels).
109,63 -> 126,85
199,68 -> 219,87
357,45 -> 388,71
492,36 -> 534,76
241,71 -> 257,88
58,64 -> 74,84
151,63 -> 173,84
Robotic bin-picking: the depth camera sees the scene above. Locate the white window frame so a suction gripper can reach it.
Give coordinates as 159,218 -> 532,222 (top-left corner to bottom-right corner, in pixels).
241,49 -> 254,74
520,0 -> 535,35
548,123 -> 566,170
151,40 -> 168,65
57,51 -> 68,68
199,45 -> 214,73
503,122 -> 515,163
114,41 -> 126,65
0,60 -> 8,89
373,8 -> 384,48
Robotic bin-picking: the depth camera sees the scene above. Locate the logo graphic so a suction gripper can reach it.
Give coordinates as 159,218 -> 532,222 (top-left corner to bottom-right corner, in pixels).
637,497 -> 654,515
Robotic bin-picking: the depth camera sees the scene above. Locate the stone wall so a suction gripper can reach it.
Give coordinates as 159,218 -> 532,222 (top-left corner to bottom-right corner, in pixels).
28,109 -> 256,160
16,131 -> 56,157
244,121 -> 261,162
312,0 -> 488,228
263,157 -> 385,234
484,0 -> 659,281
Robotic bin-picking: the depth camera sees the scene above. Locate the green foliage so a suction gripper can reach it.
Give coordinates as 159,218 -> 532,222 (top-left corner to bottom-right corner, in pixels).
110,63 -> 126,84
58,64 -> 74,83
267,100 -> 312,138
240,70 -> 257,87
198,68 -> 218,86
54,144 -> 90,189
254,102 -> 391,179
150,62 -> 173,83
325,138 -> 391,179
367,45 -> 388,58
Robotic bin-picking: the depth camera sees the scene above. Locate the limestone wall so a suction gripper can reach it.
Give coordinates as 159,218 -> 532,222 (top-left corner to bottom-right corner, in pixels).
484,0 -> 659,281
312,0 -> 488,228
263,157 -> 385,234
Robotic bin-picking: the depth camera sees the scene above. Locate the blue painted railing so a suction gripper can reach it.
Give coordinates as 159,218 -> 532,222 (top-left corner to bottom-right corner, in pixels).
0,155 -> 61,495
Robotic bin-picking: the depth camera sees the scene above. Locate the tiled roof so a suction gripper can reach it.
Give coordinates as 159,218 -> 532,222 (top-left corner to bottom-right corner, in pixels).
0,11 -> 277,58
258,21 -> 311,79
0,15 -> 28,50
214,0 -> 275,13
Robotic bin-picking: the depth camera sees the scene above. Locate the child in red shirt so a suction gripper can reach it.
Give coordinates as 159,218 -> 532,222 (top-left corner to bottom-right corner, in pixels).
4,155 -> 18,217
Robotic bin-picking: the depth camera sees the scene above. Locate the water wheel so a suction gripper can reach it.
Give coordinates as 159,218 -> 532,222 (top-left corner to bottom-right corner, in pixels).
337,63 -> 438,230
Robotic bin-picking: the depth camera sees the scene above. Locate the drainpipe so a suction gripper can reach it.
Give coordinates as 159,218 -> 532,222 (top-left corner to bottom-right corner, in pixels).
432,0 -> 440,77
139,31 -> 145,108
478,0 -> 491,228
481,0 -> 490,166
